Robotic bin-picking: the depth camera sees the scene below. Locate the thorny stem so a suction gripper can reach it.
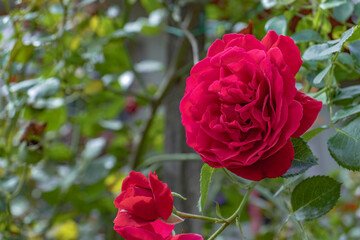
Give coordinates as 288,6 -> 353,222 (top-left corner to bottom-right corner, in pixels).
207,182 -> 256,240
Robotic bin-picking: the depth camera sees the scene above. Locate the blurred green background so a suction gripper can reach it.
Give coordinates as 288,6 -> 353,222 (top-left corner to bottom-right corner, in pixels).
0,0 -> 359,239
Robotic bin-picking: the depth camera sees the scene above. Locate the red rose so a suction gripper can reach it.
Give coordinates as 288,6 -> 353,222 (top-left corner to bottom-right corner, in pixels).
180,31 -> 322,181
114,171 -> 173,227
114,219 -> 203,240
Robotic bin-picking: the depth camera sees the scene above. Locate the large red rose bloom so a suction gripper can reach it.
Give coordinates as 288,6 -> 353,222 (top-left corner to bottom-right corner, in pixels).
180,31 -> 322,181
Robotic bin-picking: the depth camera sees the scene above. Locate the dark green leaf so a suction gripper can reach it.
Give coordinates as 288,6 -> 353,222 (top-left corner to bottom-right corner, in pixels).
265,15 -> 287,35
291,176 -> 341,221
0,194 -> 6,212
338,52 -> 354,67
328,117 -> 360,170
198,164 -> 214,213
348,41 -> 360,63
333,2 -> 354,22
291,30 -> 322,43
282,138 -> 317,177
302,126 -> 329,142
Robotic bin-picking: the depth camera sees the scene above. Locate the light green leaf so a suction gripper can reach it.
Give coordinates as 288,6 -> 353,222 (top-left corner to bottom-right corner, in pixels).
291,176 -> 341,221
282,138 -> 317,177
265,15 -> 287,35
320,0 -> 346,9
164,213 -> 184,224
198,164 -> 214,213
291,30 -> 323,43
261,0 -> 277,9
302,43 -> 332,61
215,201 -> 224,219
81,138 -> 106,160
27,78 -> 60,103
302,126 -> 329,142
332,105 -> 360,122
334,85 -> 360,103
172,192 -> 187,200
328,117 -> 360,170
313,64 -> 332,84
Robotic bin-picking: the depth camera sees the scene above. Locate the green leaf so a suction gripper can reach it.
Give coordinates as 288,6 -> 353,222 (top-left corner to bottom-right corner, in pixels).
291,176 -> 341,221
347,25 -> 360,42
81,138 -> 106,160
215,201 -> 224,219
328,117 -> 360,170
291,30 -> 322,43
10,40 -> 35,63
338,52 -> 354,67
198,164 -> 214,213
261,0 -> 277,9
172,192 -> 187,200
140,0 -> 162,13
348,41 -> 360,63
320,27 -> 354,55
313,64 -> 332,85
303,27 -> 355,61
334,85 -> 360,103
320,0 -> 346,9
282,138 -> 317,177
332,105 -> 360,122
27,78 -> 60,103
0,194 -> 6,212
265,15 -> 287,36
46,142 -> 74,161
333,2 -> 354,22
164,213 -> 184,224
302,43 -> 332,61
302,126 -> 329,142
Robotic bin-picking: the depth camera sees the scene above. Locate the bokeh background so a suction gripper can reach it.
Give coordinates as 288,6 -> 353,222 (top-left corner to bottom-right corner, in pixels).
0,0 -> 360,239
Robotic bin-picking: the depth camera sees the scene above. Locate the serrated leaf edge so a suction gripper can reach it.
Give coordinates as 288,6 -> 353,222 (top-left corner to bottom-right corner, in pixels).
291,175 -> 341,222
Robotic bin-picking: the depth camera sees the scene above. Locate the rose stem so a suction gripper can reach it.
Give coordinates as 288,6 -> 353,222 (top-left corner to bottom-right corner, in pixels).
174,210 -> 226,223
207,182 -> 257,240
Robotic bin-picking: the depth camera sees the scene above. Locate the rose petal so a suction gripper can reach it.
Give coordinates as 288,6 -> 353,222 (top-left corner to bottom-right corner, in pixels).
150,219 -> 175,239
114,209 -> 151,228
207,39 -> 226,57
292,92 -> 323,138
121,171 -> 151,192
168,234 -> 204,240
114,225 -> 163,240
149,172 -> 174,221
227,140 -> 294,181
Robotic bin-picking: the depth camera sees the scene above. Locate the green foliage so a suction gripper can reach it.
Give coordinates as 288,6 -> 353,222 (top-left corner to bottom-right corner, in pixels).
282,138 -> 317,177
0,0 -> 359,239
328,117 -> 360,170
291,176 -> 341,221
198,164 -> 214,213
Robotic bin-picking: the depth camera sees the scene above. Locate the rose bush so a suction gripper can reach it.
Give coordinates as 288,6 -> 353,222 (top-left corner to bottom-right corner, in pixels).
115,219 -> 203,240
113,171 -> 173,227
180,30 -> 322,181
